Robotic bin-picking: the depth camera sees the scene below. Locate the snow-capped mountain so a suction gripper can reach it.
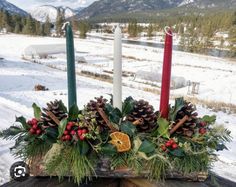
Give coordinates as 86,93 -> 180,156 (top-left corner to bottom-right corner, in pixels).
76,0 -> 236,19
0,0 -> 28,16
30,5 -> 76,22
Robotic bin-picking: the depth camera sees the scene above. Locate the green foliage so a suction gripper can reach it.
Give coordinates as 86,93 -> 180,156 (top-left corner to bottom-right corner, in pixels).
76,140 -> 90,155
68,104 -> 79,121
101,144 -> 117,156
128,19 -> 139,37
153,118 -> 170,138
45,145 -> 96,184
202,115 -> 216,124
105,104 -> 122,124
32,103 -> 41,120
169,97 -> 185,121
120,121 -> 136,137
78,21 -> 90,39
1,97 -> 232,185
122,97 -> 134,117
56,9 -> 65,36
15,116 -> 30,130
138,140 -> 156,154
58,118 -> 68,138
173,153 -> 210,174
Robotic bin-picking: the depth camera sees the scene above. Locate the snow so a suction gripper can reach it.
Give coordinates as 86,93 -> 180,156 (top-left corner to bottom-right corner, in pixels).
0,33 -> 236,184
30,5 -> 75,22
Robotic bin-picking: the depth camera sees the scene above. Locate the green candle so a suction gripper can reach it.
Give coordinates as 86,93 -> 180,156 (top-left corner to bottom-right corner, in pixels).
66,23 -> 77,108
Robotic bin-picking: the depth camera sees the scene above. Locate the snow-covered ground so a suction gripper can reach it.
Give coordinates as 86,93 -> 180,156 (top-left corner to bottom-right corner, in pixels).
0,34 -> 236,184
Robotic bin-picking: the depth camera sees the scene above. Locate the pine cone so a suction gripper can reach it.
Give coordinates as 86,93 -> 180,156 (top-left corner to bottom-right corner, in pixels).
86,96 -> 108,130
127,99 -> 157,132
41,100 -> 67,126
172,101 -> 198,137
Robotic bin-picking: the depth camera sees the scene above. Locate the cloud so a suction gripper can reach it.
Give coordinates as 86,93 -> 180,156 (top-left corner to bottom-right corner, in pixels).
7,0 -> 96,10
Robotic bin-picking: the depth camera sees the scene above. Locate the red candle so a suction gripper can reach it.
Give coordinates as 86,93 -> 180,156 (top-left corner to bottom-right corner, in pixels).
159,28 -> 173,119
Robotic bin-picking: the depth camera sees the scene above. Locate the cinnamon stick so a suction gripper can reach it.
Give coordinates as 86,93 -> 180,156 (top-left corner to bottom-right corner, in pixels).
132,118 -> 144,126
97,107 -> 118,132
170,115 -> 189,135
46,111 -> 61,126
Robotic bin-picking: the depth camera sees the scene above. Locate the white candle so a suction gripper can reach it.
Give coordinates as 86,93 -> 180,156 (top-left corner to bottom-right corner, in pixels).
113,25 -> 122,110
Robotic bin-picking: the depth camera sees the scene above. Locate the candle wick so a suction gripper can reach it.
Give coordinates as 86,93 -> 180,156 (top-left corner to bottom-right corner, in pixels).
164,26 -> 173,37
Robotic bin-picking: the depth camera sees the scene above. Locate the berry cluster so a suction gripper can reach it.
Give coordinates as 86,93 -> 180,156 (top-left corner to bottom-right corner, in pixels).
161,139 -> 178,152
61,122 -> 88,142
199,121 -> 207,135
27,118 -> 43,135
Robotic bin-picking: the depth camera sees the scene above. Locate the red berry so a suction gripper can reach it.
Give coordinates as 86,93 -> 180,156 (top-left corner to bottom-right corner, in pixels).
32,124 -> 38,130
172,143 -> 178,149
70,130 -> 76,135
67,122 -> 74,126
161,145 -> 167,151
63,130 -> 69,135
200,122 -> 207,127
165,142 -> 172,147
29,128 -> 36,134
79,135 -> 85,141
169,139 -> 175,145
65,135 -> 71,141
199,128 -> 207,135
77,130 -> 83,136
61,136 -> 66,141
36,129 -> 42,135
82,129 -> 87,134
27,120 -> 33,126
31,118 -> 38,125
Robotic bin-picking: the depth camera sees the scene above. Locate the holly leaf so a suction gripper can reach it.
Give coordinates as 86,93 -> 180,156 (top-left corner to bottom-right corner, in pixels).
120,121 -> 136,137
169,97 -> 185,121
202,115 -> 216,124
138,140 -> 155,154
32,103 -> 41,120
16,116 -> 30,130
68,104 -> 79,121
58,100 -> 68,113
45,127 -> 58,140
122,97 -> 134,117
77,140 -> 90,155
105,104 -> 122,124
155,118 -> 170,138
169,149 -> 185,157
58,118 -> 67,138
0,126 -> 23,139
101,144 -> 117,156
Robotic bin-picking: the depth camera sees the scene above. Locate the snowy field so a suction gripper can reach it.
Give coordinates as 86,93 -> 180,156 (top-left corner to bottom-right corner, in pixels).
0,34 -> 236,184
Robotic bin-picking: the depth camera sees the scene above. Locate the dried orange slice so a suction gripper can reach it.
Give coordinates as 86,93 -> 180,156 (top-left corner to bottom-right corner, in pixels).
109,132 -> 131,153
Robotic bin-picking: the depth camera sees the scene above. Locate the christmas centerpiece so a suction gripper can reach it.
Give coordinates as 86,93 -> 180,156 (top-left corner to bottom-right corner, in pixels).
0,25 -> 232,185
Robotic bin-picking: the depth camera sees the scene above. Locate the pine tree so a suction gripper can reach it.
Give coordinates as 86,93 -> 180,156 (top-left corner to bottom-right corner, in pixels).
2,10 -> 12,32
23,16 -> 36,35
56,9 -> 65,36
44,15 -> 51,36
128,20 -> 138,37
78,21 -> 89,39
147,23 -> 154,39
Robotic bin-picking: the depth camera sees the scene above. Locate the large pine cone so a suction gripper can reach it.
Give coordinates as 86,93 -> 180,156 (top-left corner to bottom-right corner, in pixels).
127,99 -> 157,132
86,96 -> 108,129
172,101 -> 198,137
41,100 -> 67,126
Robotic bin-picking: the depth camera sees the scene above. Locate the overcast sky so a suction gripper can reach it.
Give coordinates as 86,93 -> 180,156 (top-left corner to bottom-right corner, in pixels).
7,0 -> 97,10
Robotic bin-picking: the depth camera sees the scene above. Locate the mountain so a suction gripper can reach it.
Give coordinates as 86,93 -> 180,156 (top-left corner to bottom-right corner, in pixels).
76,0 -> 236,20
30,5 -> 77,22
0,0 -> 28,16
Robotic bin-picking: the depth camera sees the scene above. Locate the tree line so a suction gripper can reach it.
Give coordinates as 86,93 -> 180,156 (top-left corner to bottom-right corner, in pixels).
0,9 -> 91,38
